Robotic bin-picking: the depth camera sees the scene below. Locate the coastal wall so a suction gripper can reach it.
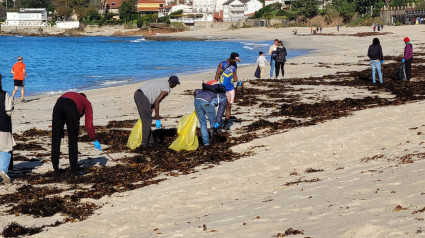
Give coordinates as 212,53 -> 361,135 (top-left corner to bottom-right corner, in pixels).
0,25 -> 64,35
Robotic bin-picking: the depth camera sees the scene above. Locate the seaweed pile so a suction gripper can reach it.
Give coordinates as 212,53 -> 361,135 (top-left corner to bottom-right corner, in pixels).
2,49 -> 425,236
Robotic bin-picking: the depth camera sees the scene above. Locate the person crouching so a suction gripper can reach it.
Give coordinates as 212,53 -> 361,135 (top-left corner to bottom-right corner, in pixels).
194,80 -> 227,146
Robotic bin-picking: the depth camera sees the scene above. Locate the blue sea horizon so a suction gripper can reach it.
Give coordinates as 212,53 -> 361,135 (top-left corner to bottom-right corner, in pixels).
0,36 -> 311,97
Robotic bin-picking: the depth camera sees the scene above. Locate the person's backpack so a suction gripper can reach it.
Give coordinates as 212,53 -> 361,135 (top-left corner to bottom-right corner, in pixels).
276,47 -> 287,63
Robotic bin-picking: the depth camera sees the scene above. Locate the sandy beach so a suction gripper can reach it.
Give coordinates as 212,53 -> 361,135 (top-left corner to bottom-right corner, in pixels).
1,25 -> 425,237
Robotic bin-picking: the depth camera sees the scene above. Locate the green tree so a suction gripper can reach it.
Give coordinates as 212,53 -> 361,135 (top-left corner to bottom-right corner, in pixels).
291,0 -> 318,18
85,7 -> 102,20
390,0 -> 405,6
119,0 -> 137,22
338,0 -> 355,22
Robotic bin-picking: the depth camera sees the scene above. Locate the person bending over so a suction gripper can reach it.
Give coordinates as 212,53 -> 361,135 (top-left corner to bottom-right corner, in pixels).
134,76 -> 180,146
51,92 -> 102,177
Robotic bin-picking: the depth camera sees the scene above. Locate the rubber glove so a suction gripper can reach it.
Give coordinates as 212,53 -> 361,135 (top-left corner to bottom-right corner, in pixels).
237,81 -> 242,86
94,140 -> 102,151
381,60 -> 384,64
402,59 -> 405,63
155,119 -> 161,129
214,123 -> 220,128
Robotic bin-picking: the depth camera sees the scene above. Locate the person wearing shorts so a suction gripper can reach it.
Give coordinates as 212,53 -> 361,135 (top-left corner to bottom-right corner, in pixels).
11,56 -> 27,102
215,52 -> 241,130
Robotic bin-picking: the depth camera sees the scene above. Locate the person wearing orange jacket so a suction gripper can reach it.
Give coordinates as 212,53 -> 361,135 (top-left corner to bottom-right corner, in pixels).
11,56 -> 27,102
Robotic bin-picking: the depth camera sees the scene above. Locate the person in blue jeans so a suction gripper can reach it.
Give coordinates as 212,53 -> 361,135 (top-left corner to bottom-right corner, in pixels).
194,81 -> 227,146
0,74 -> 15,184
268,39 -> 278,79
367,38 -> 384,84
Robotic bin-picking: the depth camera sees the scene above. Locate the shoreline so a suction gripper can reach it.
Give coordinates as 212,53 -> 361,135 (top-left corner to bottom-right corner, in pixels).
2,25 -> 425,237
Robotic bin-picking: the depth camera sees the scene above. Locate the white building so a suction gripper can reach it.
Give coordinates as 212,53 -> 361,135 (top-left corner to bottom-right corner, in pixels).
6,8 -> 48,26
223,0 -> 262,22
159,4 -> 193,17
192,0 -> 215,21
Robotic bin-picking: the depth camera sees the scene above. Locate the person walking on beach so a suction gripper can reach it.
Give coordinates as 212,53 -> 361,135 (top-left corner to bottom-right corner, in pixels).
134,76 -> 180,146
337,25 -> 339,32
268,39 -> 278,79
275,41 -> 287,80
367,38 -> 384,84
51,92 -> 102,177
194,81 -> 227,146
0,74 -> 15,184
373,25 -> 376,32
215,52 -> 241,130
256,51 -> 268,79
402,37 -> 413,81
11,56 -> 27,102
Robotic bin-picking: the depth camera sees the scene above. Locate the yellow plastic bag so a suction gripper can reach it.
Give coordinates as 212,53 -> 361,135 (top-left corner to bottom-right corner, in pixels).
126,118 -> 142,150
169,111 -> 199,151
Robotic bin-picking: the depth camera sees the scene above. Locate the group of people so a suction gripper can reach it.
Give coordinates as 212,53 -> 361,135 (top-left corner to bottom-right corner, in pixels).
260,39 -> 287,80
372,24 -> 384,32
367,36 -> 413,83
0,52 -> 244,183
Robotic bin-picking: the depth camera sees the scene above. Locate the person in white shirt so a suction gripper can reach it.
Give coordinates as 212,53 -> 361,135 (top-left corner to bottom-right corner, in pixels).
256,51 -> 268,79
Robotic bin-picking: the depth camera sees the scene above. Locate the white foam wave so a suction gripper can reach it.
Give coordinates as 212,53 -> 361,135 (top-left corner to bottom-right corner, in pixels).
130,38 -> 146,43
243,46 -> 254,50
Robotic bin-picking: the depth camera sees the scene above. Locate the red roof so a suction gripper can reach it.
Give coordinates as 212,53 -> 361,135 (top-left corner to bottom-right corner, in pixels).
107,0 -> 124,9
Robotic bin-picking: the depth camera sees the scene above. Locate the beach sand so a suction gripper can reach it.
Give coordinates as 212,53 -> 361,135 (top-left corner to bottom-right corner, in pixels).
2,25 -> 425,237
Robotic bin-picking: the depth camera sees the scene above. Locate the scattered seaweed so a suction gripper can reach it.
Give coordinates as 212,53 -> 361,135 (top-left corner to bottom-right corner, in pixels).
305,168 -> 324,173
1,222 -> 43,237
273,228 -> 305,237
284,178 -> 320,186
13,142 -> 46,151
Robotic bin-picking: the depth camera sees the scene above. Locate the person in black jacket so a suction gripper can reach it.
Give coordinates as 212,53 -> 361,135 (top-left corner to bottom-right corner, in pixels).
194,81 -> 227,146
275,41 -> 287,80
367,38 -> 384,84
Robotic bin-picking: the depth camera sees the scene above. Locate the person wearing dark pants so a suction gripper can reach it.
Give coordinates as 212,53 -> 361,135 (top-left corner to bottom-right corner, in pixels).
275,41 -> 287,80
51,92 -> 101,177
134,89 -> 155,145
402,37 -> 413,81
134,76 -> 180,146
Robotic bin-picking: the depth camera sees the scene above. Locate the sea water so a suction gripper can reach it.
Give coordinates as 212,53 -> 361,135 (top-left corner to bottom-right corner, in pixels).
0,36 -> 310,96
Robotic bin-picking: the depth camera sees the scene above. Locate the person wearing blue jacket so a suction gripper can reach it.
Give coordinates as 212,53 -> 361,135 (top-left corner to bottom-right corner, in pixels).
194,81 -> 227,146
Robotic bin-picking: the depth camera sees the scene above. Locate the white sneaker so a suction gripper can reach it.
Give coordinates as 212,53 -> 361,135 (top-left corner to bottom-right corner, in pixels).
0,171 -> 11,184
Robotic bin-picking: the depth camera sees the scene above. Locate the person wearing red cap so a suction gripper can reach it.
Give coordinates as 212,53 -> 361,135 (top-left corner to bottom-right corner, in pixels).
402,37 -> 413,81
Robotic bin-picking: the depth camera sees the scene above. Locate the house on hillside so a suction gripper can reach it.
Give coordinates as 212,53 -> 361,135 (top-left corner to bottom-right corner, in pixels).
137,0 -> 165,15
222,0 -> 262,22
5,8 -> 47,26
192,0 -> 215,21
106,0 -> 124,14
159,4 -> 193,17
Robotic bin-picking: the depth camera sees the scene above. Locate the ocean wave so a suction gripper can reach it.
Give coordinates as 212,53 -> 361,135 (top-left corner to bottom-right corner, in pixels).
83,75 -> 105,78
98,77 -> 135,86
130,38 -> 146,43
243,46 -> 255,50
